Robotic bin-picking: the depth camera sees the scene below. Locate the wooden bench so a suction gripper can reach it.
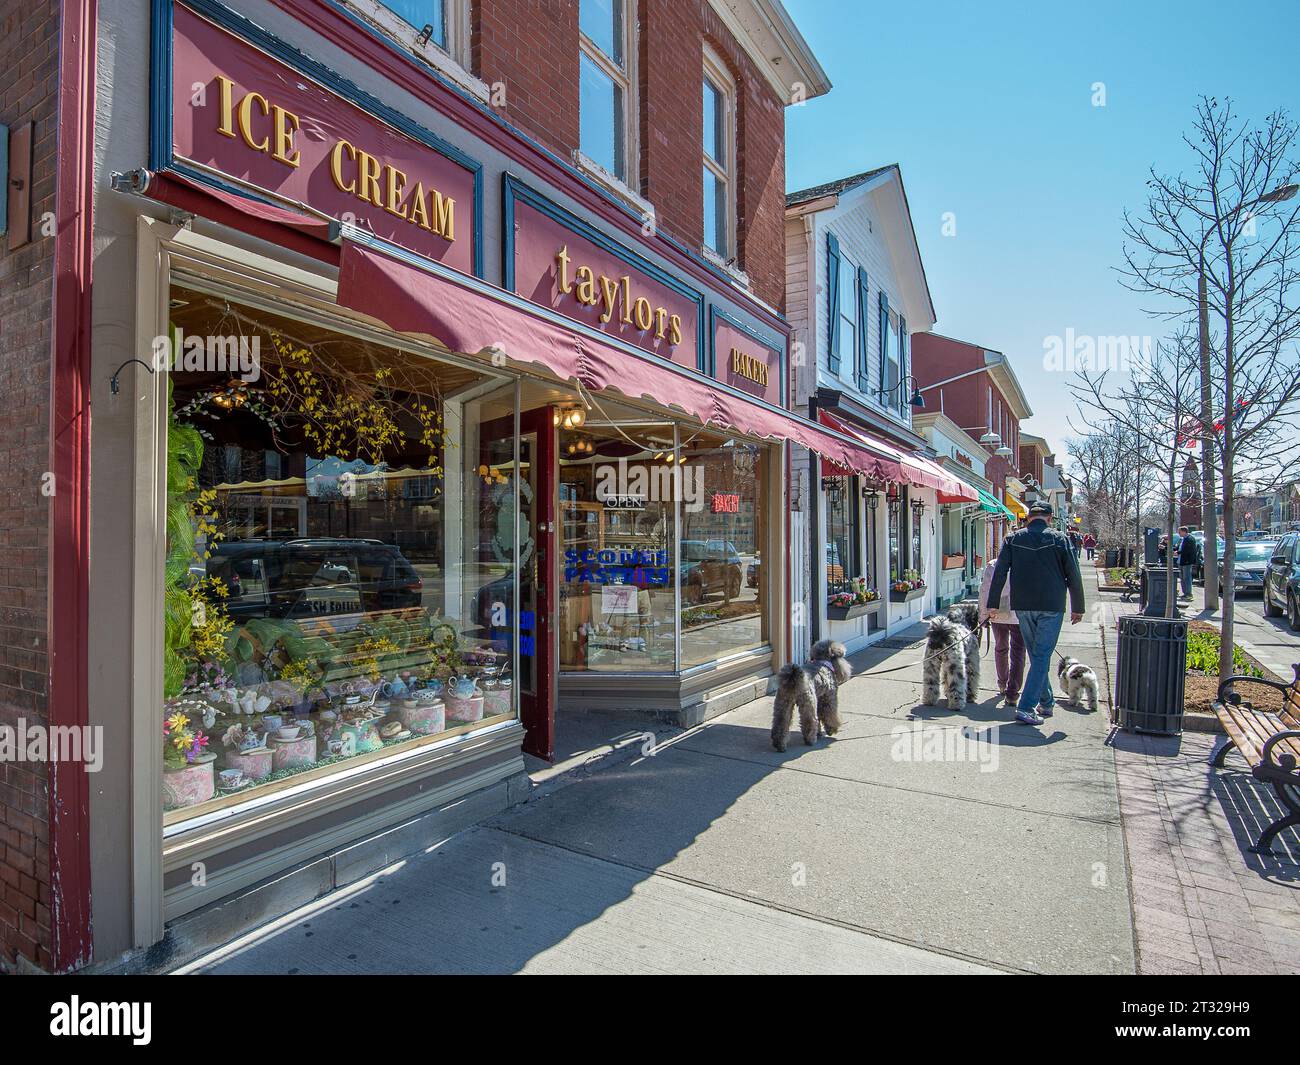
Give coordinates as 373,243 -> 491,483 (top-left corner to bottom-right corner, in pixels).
1211,663 -> 1300,853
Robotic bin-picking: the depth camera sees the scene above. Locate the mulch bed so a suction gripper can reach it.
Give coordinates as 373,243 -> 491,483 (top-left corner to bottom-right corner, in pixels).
1183,619 -> 1285,716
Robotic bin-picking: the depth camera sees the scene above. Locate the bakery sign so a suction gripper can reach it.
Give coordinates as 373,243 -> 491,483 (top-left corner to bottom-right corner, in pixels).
711,310 -> 784,405
166,2 -> 477,273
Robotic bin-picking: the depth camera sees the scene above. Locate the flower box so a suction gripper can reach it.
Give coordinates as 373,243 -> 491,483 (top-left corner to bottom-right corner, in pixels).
826,599 -> 883,622
943,553 -> 966,570
889,586 -> 926,604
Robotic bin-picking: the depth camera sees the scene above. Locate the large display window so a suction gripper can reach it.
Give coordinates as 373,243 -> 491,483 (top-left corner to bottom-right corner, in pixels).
160,284 -> 519,820
555,404 -> 771,674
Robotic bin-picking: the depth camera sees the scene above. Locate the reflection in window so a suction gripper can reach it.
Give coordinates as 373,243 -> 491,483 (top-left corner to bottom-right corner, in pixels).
824,475 -> 858,595
680,436 -> 766,667
161,286 -> 516,820
702,54 -> 734,257
579,0 -> 632,181
559,417 -> 676,672
380,0 -> 446,48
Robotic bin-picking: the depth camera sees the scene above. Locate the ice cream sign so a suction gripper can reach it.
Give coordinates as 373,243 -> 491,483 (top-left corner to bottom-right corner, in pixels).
167,2 -> 477,272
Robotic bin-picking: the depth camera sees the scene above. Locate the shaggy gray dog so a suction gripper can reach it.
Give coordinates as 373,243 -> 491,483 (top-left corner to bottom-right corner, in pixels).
1057,656 -> 1099,712
770,639 -> 850,751
921,602 -> 982,709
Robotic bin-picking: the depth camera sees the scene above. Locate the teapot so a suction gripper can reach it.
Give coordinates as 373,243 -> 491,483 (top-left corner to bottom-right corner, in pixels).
449,675 -> 479,700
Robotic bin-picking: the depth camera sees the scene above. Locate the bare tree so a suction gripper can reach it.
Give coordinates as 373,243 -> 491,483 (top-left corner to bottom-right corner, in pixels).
1071,336 -> 1203,618
1068,426 -> 1144,561
1121,98 -> 1300,673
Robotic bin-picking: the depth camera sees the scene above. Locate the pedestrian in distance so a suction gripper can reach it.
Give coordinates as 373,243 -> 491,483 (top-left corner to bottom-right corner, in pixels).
1176,525 -> 1200,600
1083,532 -> 1096,560
986,502 -> 1086,726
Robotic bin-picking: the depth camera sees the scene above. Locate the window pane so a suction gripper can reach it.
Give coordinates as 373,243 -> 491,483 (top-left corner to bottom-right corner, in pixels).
825,476 -> 858,595
580,0 -> 623,66
703,166 -> 727,255
680,439 -> 767,667
702,79 -> 724,162
161,285 -> 517,820
558,415 -> 676,673
580,53 -> 624,177
382,0 -> 446,48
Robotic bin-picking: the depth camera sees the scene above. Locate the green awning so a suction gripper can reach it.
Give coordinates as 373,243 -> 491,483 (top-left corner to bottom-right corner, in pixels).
975,487 -> 1015,520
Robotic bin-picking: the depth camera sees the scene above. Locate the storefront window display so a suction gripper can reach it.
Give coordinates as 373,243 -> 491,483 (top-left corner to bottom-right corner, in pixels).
679,433 -> 767,668
160,285 -> 518,820
559,413 -> 677,672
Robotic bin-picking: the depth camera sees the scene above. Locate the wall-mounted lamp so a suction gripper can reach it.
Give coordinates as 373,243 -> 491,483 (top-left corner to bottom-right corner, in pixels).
863,486 -> 879,512
876,374 -> 925,409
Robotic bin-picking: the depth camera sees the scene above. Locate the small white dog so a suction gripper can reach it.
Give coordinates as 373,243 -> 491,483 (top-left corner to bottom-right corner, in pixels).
1057,656 -> 1099,712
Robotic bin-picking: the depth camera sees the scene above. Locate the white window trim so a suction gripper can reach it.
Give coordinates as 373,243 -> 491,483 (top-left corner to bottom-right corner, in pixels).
578,0 -> 639,189
702,44 -> 737,263
347,0 -> 490,104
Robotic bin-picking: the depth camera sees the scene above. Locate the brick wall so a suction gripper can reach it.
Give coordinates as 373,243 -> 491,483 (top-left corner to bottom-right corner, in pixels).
472,0 -> 787,310
0,0 -> 58,971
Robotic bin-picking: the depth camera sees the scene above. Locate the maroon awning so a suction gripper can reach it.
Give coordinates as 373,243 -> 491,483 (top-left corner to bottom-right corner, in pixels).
818,410 -> 978,501
142,170 -> 337,236
335,241 -> 899,476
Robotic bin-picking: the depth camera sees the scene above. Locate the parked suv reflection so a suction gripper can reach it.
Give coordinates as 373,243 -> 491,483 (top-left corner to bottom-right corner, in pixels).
206,539 -> 424,620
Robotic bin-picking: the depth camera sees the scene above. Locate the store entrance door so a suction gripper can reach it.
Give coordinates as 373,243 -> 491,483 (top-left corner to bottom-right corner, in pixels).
517,407 -> 558,760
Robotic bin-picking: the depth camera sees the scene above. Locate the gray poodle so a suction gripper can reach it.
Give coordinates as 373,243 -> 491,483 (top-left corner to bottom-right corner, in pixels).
770,639 -> 851,751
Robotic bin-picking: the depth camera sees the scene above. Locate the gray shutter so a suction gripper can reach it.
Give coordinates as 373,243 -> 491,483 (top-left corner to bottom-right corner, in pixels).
877,289 -> 890,399
826,232 -> 841,374
898,315 -> 908,413
856,267 -> 870,392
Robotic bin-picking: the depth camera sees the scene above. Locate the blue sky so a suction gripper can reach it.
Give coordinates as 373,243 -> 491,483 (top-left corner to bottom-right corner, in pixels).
783,0 -> 1300,463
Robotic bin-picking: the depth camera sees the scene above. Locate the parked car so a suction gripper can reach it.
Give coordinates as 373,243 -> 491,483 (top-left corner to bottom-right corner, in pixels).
681,539 -> 743,603
1217,539 -> 1279,598
206,538 -> 424,620
1263,532 -> 1300,630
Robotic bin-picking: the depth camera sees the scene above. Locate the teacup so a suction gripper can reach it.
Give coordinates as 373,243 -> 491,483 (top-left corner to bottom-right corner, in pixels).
262,714 -> 284,731
276,725 -> 301,741
219,769 -> 244,789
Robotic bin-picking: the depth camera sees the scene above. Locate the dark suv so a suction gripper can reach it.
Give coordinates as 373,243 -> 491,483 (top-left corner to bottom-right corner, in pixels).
681,539 -> 744,603
1263,532 -> 1300,631
206,539 -> 424,621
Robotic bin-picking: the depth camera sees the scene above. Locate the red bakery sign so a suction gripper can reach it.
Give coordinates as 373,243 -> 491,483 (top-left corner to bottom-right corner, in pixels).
169,2 -> 476,273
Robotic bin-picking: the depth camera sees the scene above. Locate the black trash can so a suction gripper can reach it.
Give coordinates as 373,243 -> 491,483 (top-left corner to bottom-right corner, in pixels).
1140,565 -> 1174,617
1105,549 -> 1119,568
1114,615 -> 1188,734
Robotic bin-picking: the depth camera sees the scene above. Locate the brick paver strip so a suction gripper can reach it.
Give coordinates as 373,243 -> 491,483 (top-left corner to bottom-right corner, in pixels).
1103,576 -> 1300,973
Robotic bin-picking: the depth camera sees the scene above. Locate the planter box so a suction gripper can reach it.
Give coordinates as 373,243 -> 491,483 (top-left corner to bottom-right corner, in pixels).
942,553 -> 966,570
826,599 -> 882,622
162,760 -> 214,810
222,747 -> 273,782
272,734 -> 318,771
889,586 -> 926,604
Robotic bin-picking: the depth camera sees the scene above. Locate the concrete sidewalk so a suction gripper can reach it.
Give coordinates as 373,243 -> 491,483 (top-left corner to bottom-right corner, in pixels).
184,563 -> 1133,975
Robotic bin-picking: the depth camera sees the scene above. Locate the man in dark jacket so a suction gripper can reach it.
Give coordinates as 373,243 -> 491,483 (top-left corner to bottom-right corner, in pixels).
1176,526 -> 1200,600
987,502 -> 1085,725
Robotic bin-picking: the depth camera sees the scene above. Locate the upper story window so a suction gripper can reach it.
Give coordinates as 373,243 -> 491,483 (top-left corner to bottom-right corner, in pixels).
579,0 -> 636,184
702,47 -> 736,260
837,254 -> 857,378
352,0 -> 479,97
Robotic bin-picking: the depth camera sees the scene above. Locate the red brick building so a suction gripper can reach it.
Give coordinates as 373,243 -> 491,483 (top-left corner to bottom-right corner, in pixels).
911,332 -> 1034,551
0,0 -> 830,971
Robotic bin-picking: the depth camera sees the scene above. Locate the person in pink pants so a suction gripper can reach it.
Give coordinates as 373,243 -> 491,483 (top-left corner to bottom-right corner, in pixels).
978,558 -> 1025,706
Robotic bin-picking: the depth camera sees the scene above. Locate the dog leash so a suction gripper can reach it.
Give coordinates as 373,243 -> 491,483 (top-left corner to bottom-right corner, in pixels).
853,617 -> 994,678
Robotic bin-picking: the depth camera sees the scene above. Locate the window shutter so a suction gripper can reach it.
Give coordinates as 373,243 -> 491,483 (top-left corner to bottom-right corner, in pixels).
855,267 -> 870,392
826,232 -> 841,374
877,289 -> 889,400
898,315 -> 908,414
